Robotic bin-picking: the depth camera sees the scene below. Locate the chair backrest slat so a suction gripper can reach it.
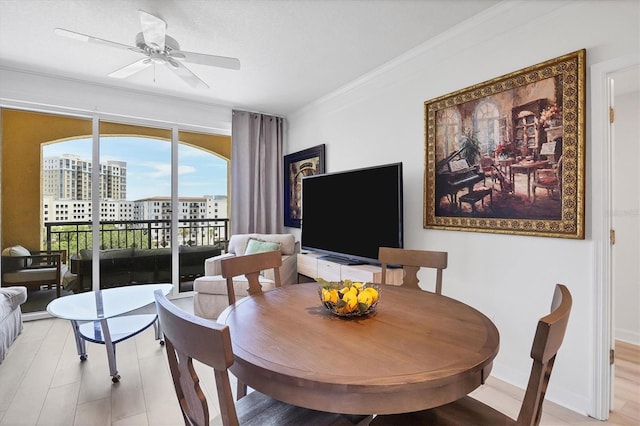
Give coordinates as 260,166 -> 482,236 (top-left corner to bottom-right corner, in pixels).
155,290 -> 239,426
220,250 -> 282,304
378,247 -> 448,294
517,284 -> 572,426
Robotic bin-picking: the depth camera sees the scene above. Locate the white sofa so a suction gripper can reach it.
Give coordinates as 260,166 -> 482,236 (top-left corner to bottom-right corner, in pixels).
193,233 -> 298,319
0,286 -> 27,363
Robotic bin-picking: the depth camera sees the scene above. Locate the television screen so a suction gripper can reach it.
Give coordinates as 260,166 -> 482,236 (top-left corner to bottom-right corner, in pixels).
301,162 -> 403,265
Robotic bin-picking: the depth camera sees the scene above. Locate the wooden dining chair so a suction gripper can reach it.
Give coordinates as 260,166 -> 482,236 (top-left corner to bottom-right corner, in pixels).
154,290 -> 358,426
220,250 -> 282,399
370,284 -> 572,426
378,247 -> 448,294
220,249 -> 283,305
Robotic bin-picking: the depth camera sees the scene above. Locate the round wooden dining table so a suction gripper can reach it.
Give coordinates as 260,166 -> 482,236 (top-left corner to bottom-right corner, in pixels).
217,282 -> 500,415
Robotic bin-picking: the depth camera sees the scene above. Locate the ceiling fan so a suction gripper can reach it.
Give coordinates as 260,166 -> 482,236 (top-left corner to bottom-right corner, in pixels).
54,9 -> 240,89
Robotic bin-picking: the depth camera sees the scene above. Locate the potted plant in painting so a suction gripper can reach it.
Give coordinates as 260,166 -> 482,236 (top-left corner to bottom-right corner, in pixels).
460,128 -> 481,165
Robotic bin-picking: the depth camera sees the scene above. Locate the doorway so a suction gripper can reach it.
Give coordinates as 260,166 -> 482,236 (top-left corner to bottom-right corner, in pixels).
591,54 -> 639,421
611,64 -> 640,419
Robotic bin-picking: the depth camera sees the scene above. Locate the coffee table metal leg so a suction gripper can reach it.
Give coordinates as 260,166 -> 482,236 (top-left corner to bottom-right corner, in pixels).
99,319 -> 120,383
153,317 -> 164,345
70,320 -> 88,361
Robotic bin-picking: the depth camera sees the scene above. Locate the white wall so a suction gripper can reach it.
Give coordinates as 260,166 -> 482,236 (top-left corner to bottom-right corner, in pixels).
286,0 -> 639,417
0,68 -> 233,133
613,88 -> 640,345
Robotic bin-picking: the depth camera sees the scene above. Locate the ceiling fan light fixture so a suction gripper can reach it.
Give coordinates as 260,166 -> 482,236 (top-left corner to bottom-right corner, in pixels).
55,10 -> 240,88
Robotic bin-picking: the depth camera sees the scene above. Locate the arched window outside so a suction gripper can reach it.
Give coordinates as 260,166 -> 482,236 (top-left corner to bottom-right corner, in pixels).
435,108 -> 462,161
474,101 -> 500,156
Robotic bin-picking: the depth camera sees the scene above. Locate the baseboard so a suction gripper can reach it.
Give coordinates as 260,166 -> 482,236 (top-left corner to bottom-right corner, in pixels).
615,329 -> 640,346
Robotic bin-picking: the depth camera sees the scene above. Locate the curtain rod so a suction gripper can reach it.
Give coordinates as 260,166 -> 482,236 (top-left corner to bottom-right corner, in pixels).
232,108 -> 285,119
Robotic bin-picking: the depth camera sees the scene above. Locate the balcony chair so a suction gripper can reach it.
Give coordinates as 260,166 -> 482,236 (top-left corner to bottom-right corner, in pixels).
370,284 -> 572,426
154,289 -> 362,426
378,247 -> 448,294
532,156 -> 563,202
1,245 -> 67,298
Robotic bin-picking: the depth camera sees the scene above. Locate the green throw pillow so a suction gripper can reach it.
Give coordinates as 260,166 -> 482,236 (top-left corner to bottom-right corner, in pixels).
244,238 -> 281,255
244,239 -> 281,277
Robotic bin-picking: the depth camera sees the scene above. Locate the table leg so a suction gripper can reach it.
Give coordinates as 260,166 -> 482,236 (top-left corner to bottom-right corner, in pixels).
153,316 -> 164,345
99,319 -> 120,383
70,320 -> 87,361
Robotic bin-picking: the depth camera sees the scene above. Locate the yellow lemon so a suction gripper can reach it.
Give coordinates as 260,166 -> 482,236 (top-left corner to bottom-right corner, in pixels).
357,291 -> 373,312
340,286 -> 350,294
357,291 -> 372,306
352,282 -> 363,289
322,288 -> 329,301
364,287 -> 379,303
322,289 -> 338,304
342,292 -> 358,312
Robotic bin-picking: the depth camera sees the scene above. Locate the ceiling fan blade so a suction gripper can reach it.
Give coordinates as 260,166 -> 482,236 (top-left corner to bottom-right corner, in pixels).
174,50 -> 241,70
108,58 -> 151,79
166,60 -> 209,89
138,10 -> 166,51
55,28 -> 144,54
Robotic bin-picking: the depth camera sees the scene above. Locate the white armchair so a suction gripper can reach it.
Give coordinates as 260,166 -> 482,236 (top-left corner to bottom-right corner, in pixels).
193,233 -> 298,319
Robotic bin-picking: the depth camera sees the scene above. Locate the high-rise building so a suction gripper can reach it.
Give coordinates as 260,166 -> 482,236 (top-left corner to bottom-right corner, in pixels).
41,155 -> 228,235
42,154 -> 127,200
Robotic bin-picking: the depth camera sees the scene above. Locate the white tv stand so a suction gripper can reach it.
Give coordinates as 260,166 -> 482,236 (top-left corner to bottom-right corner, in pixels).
297,252 -> 403,285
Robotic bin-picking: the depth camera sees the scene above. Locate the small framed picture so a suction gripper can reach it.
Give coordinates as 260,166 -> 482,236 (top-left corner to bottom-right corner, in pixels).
284,144 -> 325,228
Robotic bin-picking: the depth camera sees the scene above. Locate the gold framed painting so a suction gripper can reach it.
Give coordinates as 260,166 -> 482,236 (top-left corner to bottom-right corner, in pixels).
423,49 -> 585,239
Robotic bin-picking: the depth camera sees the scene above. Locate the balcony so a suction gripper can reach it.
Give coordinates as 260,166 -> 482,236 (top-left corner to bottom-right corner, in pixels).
35,218 -> 230,299
44,218 -> 229,257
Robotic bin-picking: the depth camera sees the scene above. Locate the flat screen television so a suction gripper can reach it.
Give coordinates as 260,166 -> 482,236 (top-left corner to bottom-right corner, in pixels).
301,162 -> 403,265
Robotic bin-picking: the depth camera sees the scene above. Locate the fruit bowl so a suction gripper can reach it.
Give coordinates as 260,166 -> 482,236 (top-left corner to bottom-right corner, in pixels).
316,278 -> 380,318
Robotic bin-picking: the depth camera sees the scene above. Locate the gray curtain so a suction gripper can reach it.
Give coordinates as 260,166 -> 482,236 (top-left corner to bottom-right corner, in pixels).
231,110 -> 284,235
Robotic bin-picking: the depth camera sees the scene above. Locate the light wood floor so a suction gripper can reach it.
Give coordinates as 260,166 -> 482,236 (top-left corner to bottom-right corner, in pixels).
1,301 -> 638,425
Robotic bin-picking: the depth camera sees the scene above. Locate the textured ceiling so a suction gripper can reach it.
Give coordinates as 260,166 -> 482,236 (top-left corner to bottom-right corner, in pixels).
0,0 -> 503,115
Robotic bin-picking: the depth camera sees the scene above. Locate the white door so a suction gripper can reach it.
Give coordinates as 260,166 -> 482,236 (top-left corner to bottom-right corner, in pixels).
610,64 -> 640,412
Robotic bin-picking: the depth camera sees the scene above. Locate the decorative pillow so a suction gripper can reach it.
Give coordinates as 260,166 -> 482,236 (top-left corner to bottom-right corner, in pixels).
2,245 -> 31,257
244,239 -> 281,277
2,245 -> 32,268
244,238 -> 281,255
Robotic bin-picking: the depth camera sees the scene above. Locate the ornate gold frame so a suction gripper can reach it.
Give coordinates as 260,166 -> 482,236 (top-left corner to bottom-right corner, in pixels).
424,49 -> 585,239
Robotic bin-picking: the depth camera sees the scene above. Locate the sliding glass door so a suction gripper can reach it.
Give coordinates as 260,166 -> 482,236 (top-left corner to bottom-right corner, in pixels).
97,121 -> 173,291
177,130 -> 230,292
2,108 -> 230,314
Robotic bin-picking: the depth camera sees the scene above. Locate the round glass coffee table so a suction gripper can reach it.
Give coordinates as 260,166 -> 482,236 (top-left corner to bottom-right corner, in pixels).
47,283 -> 173,382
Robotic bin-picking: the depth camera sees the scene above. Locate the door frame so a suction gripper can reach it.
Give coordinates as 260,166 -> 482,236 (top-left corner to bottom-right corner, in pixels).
590,52 -> 639,420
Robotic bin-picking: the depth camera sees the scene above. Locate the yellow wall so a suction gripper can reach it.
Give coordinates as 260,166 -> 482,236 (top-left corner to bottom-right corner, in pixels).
1,109 -> 231,251
180,129 -> 231,160
1,109 -> 92,250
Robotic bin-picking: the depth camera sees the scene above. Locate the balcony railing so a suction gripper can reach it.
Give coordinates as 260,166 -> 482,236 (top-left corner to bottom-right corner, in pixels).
44,218 -> 230,258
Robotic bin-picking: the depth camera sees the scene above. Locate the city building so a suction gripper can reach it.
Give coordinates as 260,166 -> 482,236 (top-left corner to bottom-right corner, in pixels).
42,154 -> 127,201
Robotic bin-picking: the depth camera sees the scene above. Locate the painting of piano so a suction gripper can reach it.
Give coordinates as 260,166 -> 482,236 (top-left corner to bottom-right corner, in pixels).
423,50 -> 585,239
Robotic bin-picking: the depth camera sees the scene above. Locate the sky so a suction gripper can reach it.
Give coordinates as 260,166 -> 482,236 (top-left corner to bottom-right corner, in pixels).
43,136 -> 227,201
